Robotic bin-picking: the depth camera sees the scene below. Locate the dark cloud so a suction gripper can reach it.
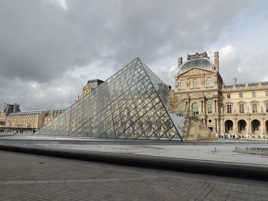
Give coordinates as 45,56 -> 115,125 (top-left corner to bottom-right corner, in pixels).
0,0 -> 261,110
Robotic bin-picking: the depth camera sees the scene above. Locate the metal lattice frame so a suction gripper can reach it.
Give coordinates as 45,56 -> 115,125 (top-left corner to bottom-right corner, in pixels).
37,58 -> 182,140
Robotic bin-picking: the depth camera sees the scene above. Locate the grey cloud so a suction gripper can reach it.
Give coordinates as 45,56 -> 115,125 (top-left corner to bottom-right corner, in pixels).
0,0 -> 258,110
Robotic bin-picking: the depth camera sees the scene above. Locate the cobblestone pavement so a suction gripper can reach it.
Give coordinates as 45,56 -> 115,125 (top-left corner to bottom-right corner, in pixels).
0,151 -> 268,201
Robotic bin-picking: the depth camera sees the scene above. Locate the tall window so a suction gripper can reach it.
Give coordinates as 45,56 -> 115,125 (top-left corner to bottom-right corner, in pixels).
192,103 -> 198,115
239,104 -> 244,113
178,80 -> 186,89
252,104 -> 258,113
207,104 -> 213,113
239,92 -> 243,98
227,104 -> 232,113
192,80 -> 197,88
227,93 -> 231,98
266,103 -> 268,112
206,78 -> 214,88
252,91 -> 256,98
266,91 -> 268,97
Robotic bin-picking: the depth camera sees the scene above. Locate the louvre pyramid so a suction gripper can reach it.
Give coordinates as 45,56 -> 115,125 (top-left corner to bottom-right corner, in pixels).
37,58 -> 183,140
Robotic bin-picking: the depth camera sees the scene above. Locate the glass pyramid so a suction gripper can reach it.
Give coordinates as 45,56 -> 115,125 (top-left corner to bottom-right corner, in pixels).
37,58 -> 183,140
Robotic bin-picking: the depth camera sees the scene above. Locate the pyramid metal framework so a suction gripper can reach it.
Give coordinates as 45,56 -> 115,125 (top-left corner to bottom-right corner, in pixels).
38,58 -> 183,140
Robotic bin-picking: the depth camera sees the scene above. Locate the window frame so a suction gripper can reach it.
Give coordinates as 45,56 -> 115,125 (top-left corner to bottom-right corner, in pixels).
192,79 -> 197,89
226,103 -> 232,113
206,78 -> 214,88
252,103 -> 258,113
239,103 -> 244,113
207,104 -> 213,114
192,102 -> 199,115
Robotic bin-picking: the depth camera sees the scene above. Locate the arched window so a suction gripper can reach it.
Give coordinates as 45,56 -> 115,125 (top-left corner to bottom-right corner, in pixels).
225,120 -> 233,133
251,119 -> 260,132
238,120 -> 246,132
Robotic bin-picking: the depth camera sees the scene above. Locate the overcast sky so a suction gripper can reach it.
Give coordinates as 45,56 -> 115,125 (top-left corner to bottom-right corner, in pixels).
0,0 -> 267,111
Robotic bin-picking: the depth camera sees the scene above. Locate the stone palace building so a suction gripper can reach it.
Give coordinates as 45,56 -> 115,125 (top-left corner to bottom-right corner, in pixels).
0,80 -> 103,133
171,51 -> 268,139
0,104 -> 64,133
2,53 -> 268,140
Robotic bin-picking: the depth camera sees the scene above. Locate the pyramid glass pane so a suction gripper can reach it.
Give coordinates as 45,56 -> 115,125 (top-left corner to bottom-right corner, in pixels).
37,58 -> 182,140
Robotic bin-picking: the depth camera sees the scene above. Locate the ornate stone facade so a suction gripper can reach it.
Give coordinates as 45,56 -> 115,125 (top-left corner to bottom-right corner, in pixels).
0,107 -> 64,132
173,51 -> 268,139
75,79 -> 104,102
0,79 -> 104,133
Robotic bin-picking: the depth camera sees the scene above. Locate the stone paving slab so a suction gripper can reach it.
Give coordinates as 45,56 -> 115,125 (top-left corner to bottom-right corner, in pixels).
0,151 -> 268,201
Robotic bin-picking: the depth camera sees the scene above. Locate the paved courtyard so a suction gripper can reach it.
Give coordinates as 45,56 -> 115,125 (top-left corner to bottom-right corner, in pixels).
0,150 -> 268,201
2,136 -> 268,167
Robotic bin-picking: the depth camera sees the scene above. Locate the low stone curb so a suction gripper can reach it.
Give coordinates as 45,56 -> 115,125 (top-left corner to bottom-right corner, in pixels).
0,144 -> 268,181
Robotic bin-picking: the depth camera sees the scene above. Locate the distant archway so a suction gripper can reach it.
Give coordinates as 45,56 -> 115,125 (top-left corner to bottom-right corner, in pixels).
251,119 -> 260,133
238,120 -> 247,133
225,120 -> 233,133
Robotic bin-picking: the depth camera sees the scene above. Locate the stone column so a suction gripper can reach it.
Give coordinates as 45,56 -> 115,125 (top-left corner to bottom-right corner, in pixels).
247,118 -> 251,139
265,120 -> 268,138
221,119 -> 225,137
261,118 -> 265,138
215,118 -> 218,136
204,97 -> 207,127
218,118 -> 221,136
214,100 -> 217,114
233,119 -> 237,138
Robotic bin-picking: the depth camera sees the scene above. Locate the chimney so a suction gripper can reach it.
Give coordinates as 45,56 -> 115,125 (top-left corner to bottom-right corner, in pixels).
177,57 -> 183,68
214,51 -> 219,72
